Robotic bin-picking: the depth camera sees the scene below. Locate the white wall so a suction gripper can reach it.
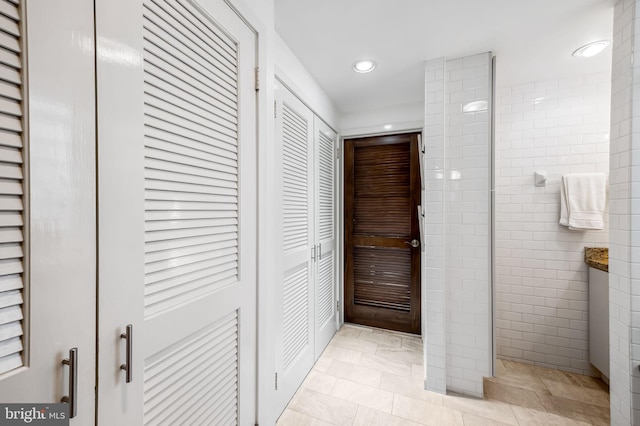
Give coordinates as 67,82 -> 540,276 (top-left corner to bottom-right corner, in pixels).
340,101 -> 424,137
494,71 -> 610,375
275,33 -> 339,128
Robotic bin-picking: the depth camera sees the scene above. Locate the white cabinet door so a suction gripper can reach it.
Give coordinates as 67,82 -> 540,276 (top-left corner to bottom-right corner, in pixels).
274,84 -> 338,417
97,0 -> 258,424
274,83 -> 315,413
0,0 -> 97,423
314,117 -> 337,359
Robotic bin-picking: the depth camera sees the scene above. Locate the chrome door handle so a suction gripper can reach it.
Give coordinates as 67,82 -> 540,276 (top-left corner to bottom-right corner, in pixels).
61,347 -> 78,418
405,239 -> 420,248
120,324 -> 133,383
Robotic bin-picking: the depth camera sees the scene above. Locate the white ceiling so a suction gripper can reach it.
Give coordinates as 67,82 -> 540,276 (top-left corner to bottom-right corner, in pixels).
275,0 -> 615,114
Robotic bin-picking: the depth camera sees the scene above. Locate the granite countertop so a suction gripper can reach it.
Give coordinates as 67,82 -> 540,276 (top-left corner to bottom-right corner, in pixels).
585,247 -> 608,272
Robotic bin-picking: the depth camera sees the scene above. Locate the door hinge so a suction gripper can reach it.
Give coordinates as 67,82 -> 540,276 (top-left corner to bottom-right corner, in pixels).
255,67 -> 260,91
336,147 -> 340,159
336,300 -> 340,311
275,372 -> 278,390
274,100 -> 277,119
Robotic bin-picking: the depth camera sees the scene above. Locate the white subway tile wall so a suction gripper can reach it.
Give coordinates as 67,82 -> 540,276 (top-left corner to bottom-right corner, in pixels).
444,52 -> 492,397
494,68 -> 611,377
423,57 -> 446,394
609,0 -> 637,424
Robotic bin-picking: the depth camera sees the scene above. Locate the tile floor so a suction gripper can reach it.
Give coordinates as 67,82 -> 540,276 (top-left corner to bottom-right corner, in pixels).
277,323 -> 610,426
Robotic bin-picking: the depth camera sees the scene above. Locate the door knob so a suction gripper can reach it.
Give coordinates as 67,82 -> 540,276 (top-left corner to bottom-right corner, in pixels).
405,239 -> 420,248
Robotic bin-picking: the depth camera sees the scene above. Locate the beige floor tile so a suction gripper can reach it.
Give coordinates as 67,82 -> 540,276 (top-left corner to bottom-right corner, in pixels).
359,330 -> 403,347
330,378 -> 394,413
302,370 -> 337,395
393,394 -> 464,426
375,345 -> 424,365
483,380 -> 547,411
461,412 -> 514,426
329,335 -> 378,354
442,394 -> 518,426
324,359 -> 383,387
511,406 -> 591,426
380,372 -> 443,405
276,409 -> 335,426
486,372 -> 548,392
360,352 -> 412,377
501,360 -> 573,385
402,336 -> 423,351
541,378 -> 610,408
412,363 -> 425,382
536,393 -> 610,424
564,371 -> 608,391
313,356 -> 333,373
353,405 -> 423,426
336,325 -> 364,339
321,345 -> 363,364
288,388 -> 358,426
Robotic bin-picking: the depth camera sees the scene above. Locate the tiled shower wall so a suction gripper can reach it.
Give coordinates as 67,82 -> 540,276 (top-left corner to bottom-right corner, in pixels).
424,53 -> 492,398
494,71 -> 610,375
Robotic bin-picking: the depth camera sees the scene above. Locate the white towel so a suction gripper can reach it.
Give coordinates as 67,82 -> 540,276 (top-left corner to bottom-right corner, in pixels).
559,173 -> 607,230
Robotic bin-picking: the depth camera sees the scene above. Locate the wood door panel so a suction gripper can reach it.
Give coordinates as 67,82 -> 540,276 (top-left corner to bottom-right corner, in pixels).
354,142 -> 411,237
344,133 -> 421,334
353,246 -> 411,311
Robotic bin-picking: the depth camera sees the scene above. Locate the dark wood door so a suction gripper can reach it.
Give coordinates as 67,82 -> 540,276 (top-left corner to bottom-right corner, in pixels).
344,133 -> 421,334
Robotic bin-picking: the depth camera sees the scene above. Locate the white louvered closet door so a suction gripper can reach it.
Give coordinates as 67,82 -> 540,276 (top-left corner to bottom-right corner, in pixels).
274,83 -> 315,414
314,117 -> 337,359
0,0 -> 97,422
97,0 -> 257,424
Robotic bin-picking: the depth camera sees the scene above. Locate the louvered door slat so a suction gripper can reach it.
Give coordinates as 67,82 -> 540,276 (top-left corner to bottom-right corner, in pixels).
145,128 -> 237,162
143,30 -> 236,102
282,265 -> 309,370
143,2 -> 237,87
170,0 -> 237,61
145,72 -> 236,127
144,311 -> 239,425
0,0 -> 22,375
145,81 -> 236,132
144,57 -> 236,114
0,2 -> 18,21
282,104 -> 308,253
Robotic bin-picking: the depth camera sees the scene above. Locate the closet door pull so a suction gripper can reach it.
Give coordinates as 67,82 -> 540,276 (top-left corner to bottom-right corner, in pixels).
120,324 -> 133,383
61,347 -> 78,418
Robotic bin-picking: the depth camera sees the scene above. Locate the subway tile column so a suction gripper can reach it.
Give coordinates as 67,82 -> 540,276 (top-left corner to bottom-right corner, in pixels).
424,53 -> 493,397
424,57 -> 447,393
610,0 -> 635,424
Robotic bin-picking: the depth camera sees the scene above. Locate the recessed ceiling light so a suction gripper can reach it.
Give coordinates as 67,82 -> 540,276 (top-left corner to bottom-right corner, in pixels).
383,124 -> 393,130
353,60 -> 376,73
572,40 -> 610,58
